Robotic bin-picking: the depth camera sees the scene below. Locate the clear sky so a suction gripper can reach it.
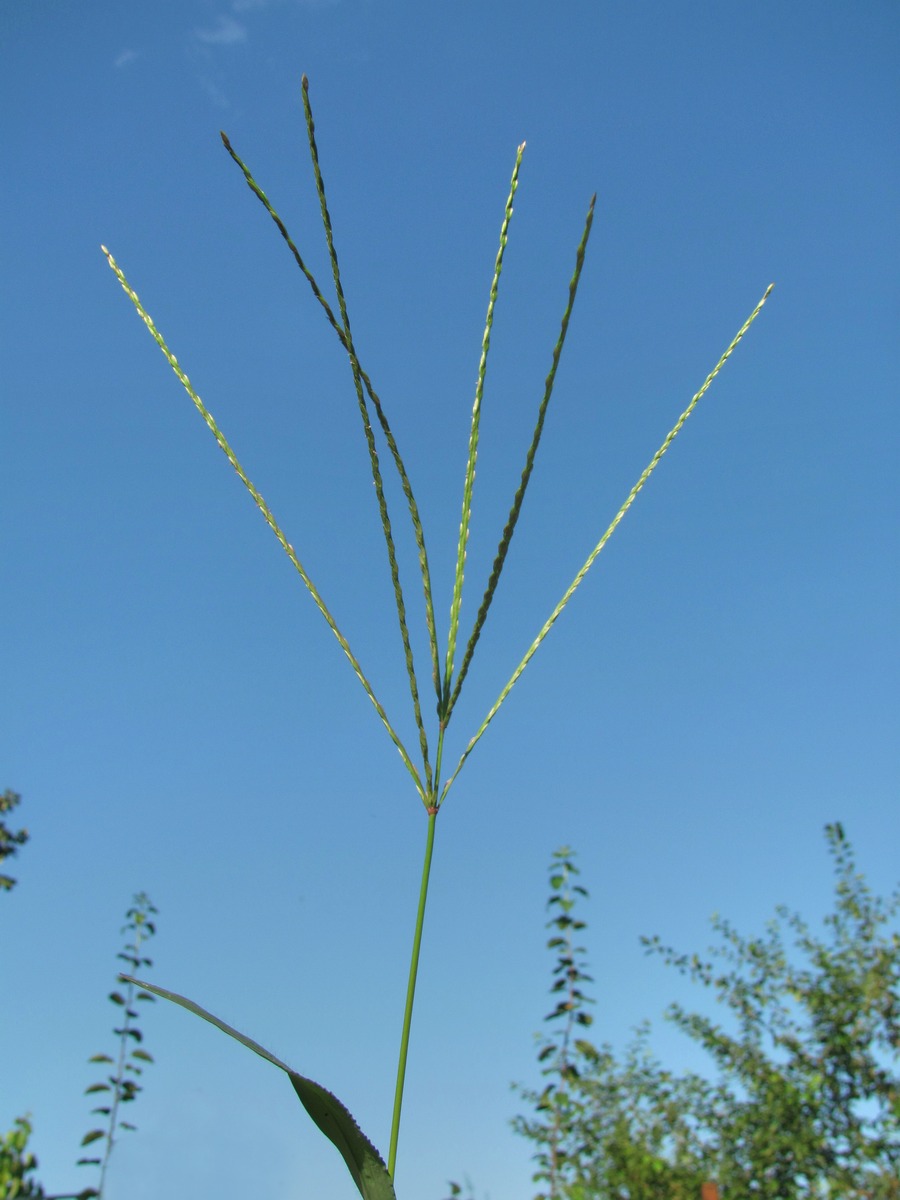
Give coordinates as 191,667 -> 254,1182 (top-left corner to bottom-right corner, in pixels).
2,2 -> 898,1198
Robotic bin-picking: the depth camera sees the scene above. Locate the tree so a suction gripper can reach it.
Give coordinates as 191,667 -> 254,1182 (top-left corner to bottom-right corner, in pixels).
0,1118 -> 44,1200
1,792 -> 42,1200
0,790 -> 29,892
2,896 -> 158,1200
514,827 -> 900,1198
643,822 -> 900,1198
513,848 -> 712,1199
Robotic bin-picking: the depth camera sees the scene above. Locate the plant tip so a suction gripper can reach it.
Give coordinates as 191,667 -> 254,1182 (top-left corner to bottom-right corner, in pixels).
220,130 -> 231,149
301,74 -> 309,90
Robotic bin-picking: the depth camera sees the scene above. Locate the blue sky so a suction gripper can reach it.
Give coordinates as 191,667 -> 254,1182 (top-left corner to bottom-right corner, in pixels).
2,2 -> 898,1198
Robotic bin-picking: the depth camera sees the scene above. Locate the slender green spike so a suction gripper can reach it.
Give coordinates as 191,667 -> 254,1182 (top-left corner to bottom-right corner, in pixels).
440,284 -> 775,804
299,75 -> 353,346
221,129 -> 444,709
300,75 -> 433,795
102,246 -> 424,801
442,144 -> 525,716
221,131 -> 342,332
446,194 -> 596,723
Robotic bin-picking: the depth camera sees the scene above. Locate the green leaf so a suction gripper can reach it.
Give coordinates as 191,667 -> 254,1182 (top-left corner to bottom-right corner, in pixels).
286,1074 -> 397,1200
131,1049 -> 154,1063
84,1083 -> 110,1094
113,1026 -> 142,1041
80,1130 -> 105,1147
123,976 -> 397,1200
88,1053 -> 114,1064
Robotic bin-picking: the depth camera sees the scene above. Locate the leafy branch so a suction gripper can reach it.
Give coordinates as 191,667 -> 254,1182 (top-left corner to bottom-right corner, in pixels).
0,789 -> 29,893
76,894 -> 158,1200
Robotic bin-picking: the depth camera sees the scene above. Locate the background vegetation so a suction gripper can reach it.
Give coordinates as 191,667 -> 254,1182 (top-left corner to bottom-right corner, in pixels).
508,830 -> 900,1199
7,791 -> 897,1197
1,794 -> 157,1200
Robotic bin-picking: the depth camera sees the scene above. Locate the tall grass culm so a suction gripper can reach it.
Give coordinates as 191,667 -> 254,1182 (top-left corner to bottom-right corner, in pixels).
103,75 -> 773,1199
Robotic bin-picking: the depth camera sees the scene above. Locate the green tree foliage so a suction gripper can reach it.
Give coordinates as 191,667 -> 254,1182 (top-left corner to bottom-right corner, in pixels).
0,790 -> 29,893
513,849 -> 711,1199
0,1118 -> 44,1200
643,822 -> 900,1198
1,793 -> 42,1200
514,828 -> 900,1199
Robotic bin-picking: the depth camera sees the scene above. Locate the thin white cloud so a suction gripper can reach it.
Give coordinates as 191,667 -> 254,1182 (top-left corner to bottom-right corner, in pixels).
231,0 -> 340,10
200,0 -> 340,33
199,75 -> 231,108
114,49 -> 138,69
194,15 -> 248,46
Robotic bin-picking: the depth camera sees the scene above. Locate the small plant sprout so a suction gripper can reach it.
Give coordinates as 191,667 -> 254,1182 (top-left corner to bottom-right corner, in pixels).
103,75 -> 773,1198
78,893 -> 157,1200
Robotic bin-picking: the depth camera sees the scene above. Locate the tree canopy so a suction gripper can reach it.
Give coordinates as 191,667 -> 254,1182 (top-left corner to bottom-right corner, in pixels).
514,826 -> 900,1199
0,790 -> 29,893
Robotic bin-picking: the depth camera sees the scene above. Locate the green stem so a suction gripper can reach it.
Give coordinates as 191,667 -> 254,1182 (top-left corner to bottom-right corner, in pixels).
388,809 -> 437,1177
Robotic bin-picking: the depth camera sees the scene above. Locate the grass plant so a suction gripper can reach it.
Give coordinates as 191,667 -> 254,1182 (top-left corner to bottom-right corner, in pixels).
103,74 -> 773,1198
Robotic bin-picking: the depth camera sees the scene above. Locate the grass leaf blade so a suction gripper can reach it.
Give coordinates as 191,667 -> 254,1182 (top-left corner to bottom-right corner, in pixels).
447,194 -> 596,720
121,978 -> 397,1200
102,247 -> 424,800
441,284 -> 775,802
